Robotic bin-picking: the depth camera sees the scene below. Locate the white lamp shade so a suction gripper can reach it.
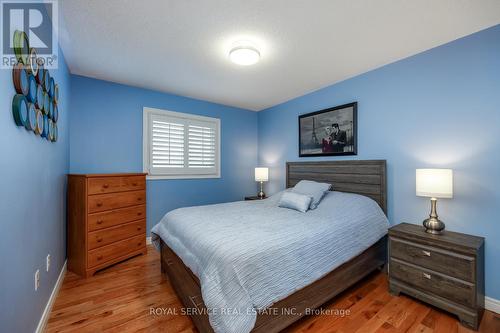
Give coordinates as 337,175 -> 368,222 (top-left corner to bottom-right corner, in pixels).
255,167 -> 269,182
416,169 -> 453,198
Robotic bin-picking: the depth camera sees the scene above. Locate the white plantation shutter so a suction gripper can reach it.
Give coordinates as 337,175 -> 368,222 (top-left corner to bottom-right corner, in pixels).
144,108 -> 220,178
188,123 -> 216,168
151,117 -> 185,169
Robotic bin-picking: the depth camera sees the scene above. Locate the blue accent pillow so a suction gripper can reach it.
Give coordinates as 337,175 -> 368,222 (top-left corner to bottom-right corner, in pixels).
278,192 -> 312,213
291,180 -> 332,209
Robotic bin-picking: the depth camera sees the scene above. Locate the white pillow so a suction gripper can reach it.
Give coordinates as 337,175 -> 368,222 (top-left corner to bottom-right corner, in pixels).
291,180 -> 332,209
278,192 -> 312,213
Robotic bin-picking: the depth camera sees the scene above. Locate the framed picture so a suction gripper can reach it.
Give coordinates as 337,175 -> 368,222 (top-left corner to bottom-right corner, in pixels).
299,102 -> 357,157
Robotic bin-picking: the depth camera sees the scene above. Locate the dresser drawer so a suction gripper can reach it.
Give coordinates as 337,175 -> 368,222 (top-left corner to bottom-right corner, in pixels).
88,190 -> 145,213
88,220 -> 145,250
88,205 -> 146,231
88,235 -> 145,268
88,176 -> 145,195
390,237 -> 475,282
390,258 -> 475,308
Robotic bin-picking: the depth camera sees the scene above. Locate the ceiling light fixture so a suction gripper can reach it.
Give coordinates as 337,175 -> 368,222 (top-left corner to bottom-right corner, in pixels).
229,41 -> 260,66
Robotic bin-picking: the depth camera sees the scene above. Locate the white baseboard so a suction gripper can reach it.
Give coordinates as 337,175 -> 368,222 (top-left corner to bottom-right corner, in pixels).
35,260 -> 67,333
146,236 -> 152,245
486,296 -> 500,314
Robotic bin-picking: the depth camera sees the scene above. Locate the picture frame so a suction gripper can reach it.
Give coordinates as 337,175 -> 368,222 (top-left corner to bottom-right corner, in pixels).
299,102 -> 357,157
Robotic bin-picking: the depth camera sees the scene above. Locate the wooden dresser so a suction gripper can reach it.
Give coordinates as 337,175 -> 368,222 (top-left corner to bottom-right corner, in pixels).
388,223 -> 484,329
68,173 -> 147,277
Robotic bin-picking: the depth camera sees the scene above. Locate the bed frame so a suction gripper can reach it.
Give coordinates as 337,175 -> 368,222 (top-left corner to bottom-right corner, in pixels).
160,160 -> 387,333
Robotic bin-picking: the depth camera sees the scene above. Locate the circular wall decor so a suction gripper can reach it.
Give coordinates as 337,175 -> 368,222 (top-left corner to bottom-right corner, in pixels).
44,70 -> 50,92
35,109 -> 44,135
53,84 -> 59,103
44,91 -> 50,116
36,84 -> 44,110
52,123 -> 58,142
13,30 -> 29,64
13,63 -> 29,95
48,118 -> 54,141
27,48 -> 38,76
52,102 -> 59,122
36,61 -> 44,84
41,115 -> 49,138
12,94 -> 28,127
27,75 -> 37,103
49,97 -> 55,119
25,102 -> 37,131
11,31 -> 60,143
49,77 -> 55,97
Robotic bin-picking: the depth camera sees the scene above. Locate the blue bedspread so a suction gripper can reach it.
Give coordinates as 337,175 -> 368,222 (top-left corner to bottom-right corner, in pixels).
151,191 -> 388,333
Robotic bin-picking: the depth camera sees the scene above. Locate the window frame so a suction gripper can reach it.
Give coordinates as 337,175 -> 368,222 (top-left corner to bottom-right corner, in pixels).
143,107 -> 221,180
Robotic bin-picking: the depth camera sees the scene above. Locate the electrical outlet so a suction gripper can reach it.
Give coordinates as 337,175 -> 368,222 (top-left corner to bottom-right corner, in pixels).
46,254 -> 51,272
35,270 -> 40,291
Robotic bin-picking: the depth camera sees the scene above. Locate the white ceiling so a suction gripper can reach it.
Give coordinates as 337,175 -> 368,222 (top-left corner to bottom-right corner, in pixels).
59,0 -> 500,111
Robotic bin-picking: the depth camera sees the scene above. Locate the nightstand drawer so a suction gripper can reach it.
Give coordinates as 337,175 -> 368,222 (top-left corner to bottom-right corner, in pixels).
390,258 -> 475,308
390,237 -> 475,282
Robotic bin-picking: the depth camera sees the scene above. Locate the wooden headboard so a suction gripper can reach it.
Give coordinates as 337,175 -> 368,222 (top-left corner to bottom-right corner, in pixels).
286,160 -> 387,214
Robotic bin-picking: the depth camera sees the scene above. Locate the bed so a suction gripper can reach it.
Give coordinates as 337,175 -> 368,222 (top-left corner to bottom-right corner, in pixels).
152,160 -> 388,333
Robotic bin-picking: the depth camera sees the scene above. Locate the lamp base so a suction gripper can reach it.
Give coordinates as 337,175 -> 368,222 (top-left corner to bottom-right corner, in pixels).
423,217 -> 445,234
422,197 -> 445,234
257,181 -> 266,199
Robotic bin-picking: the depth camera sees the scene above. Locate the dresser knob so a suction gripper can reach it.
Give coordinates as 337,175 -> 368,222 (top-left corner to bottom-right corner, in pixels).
422,250 -> 431,257
132,182 -> 138,186
137,242 -> 142,246
137,197 -> 142,201
97,238 -> 103,243
423,272 -> 431,279
137,227 -> 142,231
96,202 -> 103,207
97,220 -> 103,225
103,184 -> 109,189
137,212 -> 142,216
97,255 -> 103,260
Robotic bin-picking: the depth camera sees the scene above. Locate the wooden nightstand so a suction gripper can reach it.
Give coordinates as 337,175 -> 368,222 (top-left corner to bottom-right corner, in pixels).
388,223 -> 485,329
244,196 -> 267,200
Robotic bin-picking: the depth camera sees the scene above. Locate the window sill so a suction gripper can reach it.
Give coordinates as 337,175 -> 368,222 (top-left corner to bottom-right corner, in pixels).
146,174 -> 221,180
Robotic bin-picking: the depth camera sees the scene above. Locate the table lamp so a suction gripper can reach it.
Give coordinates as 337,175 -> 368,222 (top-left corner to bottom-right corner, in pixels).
255,167 -> 269,198
416,168 -> 453,234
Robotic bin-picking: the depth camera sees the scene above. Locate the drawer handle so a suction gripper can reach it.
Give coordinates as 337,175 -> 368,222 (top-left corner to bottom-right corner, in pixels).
132,182 -> 138,186
97,220 -> 103,225
423,272 -> 431,279
137,197 -> 142,201
137,227 -> 142,231
137,212 -> 142,216
96,237 -> 103,243
102,184 -> 109,189
96,202 -> 103,207
97,255 -> 103,261
422,250 -> 431,257
137,242 -> 142,246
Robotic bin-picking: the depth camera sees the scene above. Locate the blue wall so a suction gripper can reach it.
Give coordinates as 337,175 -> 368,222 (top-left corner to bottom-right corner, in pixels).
69,75 -> 258,231
0,50 -> 71,331
258,25 -> 500,299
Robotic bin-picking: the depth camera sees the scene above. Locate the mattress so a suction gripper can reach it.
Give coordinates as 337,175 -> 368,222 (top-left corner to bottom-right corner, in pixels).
151,190 -> 388,333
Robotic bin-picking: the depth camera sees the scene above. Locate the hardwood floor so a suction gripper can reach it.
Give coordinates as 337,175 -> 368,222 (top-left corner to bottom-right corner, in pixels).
46,245 -> 499,333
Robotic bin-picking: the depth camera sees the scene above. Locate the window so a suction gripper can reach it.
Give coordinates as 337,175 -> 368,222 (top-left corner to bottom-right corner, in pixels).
143,107 -> 220,179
